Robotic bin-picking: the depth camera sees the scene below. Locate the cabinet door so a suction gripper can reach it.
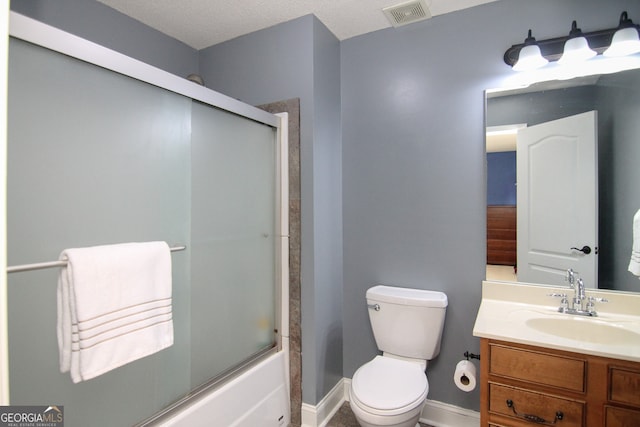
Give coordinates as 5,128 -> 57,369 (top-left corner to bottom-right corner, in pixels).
609,367 -> 640,407
605,406 -> 640,427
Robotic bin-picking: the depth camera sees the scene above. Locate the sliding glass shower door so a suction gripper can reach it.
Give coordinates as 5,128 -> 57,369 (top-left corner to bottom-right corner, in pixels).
190,101 -> 278,387
6,34 -> 281,427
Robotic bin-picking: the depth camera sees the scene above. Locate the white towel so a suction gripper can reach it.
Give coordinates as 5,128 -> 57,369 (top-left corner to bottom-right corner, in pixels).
57,241 -> 174,383
629,209 -> 640,278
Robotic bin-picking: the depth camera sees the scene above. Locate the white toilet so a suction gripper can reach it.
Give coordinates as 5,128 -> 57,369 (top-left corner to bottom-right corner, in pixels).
349,285 -> 448,427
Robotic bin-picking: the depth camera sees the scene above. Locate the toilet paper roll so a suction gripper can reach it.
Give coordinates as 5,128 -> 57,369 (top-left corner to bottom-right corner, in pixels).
453,360 -> 477,392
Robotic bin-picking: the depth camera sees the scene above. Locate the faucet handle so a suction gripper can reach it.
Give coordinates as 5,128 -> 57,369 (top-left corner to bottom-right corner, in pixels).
548,293 -> 569,311
547,293 -> 568,298
585,296 -> 608,314
565,269 -> 576,287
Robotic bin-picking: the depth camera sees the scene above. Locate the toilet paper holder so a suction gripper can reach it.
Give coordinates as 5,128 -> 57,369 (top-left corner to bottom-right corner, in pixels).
464,351 -> 480,361
454,354 -> 478,392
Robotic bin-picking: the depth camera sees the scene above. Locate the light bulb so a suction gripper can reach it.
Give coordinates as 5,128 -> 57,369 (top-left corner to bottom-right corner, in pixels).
604,26 -> 640,57
559,36 -> 597,64
513,44 -> 548,71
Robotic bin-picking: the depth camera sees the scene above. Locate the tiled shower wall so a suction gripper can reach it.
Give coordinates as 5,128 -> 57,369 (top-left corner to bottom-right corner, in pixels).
259,99 -> 302,426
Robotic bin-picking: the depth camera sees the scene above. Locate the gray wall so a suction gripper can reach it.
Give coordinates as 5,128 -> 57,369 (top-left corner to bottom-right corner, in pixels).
310,19 -> 344,402
341,4 -> 489,410
10,0 -> 198,78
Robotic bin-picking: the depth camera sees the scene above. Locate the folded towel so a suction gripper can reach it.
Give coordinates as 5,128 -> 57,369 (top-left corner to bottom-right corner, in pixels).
629,209 -> 640,278
57,241 -> 173,383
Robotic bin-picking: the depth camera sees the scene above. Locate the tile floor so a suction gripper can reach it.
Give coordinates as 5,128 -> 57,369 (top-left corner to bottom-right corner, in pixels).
326,402 -> 434,427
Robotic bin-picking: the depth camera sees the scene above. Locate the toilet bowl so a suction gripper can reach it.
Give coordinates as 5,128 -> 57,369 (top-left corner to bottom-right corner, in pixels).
350,356 -> 428,427
350,285 -> 447,427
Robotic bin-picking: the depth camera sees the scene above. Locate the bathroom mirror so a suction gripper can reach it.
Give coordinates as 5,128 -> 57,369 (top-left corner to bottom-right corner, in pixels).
485,67 -> 640,293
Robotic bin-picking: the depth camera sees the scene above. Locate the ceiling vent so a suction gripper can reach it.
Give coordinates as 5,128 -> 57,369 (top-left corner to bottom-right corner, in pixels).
383,0 -> 431,28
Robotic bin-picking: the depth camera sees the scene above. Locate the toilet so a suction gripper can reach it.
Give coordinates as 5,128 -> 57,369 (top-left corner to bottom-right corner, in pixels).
349,285 -> 448,427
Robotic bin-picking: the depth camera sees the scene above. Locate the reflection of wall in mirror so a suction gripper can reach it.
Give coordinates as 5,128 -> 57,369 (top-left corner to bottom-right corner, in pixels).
486,69 -> 640,292
486,151 -> 517,272
487,152 -> 516,206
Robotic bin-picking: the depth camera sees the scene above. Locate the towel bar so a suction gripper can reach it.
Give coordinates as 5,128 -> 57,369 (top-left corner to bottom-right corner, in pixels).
7,245 -> 187,274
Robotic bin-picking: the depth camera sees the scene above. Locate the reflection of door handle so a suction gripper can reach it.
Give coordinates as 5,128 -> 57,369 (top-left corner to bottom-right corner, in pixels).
571,245 -> 592,254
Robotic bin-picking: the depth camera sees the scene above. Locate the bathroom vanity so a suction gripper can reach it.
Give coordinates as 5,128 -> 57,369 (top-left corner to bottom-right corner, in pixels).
474,281 -> 640,427
480,339 -> 640,426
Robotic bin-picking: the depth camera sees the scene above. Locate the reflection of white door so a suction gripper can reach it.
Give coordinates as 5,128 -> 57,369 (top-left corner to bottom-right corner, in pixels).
517,111 -> 598,287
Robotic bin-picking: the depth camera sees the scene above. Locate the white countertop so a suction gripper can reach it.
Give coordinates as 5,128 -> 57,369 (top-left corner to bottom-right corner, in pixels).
473,280 -> 640,363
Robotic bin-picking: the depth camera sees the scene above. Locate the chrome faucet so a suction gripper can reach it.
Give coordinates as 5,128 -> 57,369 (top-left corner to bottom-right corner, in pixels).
573,278 -> 586,312
548,269 -> 607,317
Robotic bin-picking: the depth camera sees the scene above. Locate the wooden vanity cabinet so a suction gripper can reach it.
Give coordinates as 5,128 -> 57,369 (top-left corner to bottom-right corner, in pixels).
480,339 -> 640,427
606,366 -> 640,426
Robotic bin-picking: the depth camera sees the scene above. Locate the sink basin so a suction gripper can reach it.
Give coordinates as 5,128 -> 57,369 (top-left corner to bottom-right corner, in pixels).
474,282 -> 640,362
525,316 -> 640,345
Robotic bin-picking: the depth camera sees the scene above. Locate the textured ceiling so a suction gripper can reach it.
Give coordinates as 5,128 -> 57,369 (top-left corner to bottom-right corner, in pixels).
97,0 -> 498,50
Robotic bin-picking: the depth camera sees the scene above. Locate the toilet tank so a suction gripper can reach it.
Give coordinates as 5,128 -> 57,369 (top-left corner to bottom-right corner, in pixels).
366,285 -> 448,360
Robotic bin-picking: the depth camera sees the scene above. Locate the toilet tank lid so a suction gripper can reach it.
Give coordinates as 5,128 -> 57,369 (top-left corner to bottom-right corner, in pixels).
367,285 -> 448,307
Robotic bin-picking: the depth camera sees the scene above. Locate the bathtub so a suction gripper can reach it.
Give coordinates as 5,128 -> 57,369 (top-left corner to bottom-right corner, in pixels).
157,344 -> 290,427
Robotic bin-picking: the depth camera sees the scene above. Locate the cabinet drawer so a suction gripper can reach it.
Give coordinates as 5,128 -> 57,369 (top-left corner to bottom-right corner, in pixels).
489,343 -> 585,392
489,383 -> 584,427
610,367 -> 640,407
605,406 -> 640,427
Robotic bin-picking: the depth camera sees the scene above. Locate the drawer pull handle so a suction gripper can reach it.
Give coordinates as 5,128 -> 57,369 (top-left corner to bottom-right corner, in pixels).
506,399 -> 564,425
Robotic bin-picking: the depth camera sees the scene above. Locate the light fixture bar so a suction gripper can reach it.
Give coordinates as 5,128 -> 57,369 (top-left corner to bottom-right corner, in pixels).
504,28 -> 620,66
504,11 -> 640,67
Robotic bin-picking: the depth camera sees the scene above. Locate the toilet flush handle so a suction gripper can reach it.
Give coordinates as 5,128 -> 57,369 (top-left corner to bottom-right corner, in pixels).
367,303 -> 380,311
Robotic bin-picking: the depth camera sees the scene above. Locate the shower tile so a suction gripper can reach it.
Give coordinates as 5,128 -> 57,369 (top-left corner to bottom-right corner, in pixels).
258,98 -> 302,427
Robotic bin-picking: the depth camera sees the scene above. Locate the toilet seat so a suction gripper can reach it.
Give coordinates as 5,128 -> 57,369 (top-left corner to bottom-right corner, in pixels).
351,356 -> 428,416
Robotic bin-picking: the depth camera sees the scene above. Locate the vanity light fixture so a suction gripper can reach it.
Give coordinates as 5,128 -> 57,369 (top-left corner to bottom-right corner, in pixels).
504,11 -> 640,71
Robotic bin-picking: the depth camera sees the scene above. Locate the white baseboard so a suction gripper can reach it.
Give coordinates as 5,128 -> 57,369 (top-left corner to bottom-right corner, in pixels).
300,378 -> 346,427
420,399 -> 480,427
301,378 -> 480,427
